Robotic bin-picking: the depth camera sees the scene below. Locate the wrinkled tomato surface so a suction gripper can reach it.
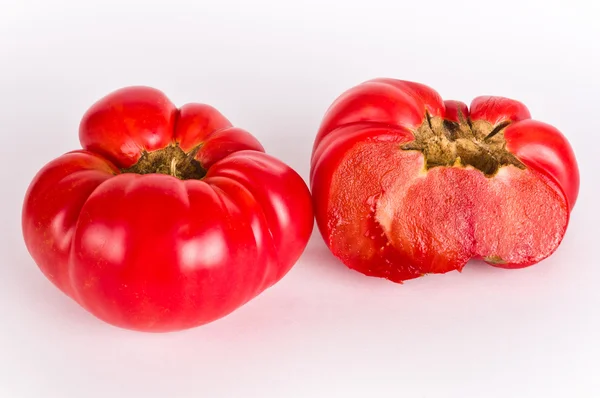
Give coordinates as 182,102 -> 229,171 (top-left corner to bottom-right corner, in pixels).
311,78 -> 579,283
23,87 -> 314,331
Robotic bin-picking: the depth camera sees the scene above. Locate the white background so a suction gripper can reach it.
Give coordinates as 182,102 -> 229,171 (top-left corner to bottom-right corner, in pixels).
1,0 -> 599,397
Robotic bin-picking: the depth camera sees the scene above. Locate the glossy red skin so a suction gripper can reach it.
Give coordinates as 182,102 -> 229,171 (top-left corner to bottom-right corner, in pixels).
22,87 -> 314,332
311,78 -> 579,282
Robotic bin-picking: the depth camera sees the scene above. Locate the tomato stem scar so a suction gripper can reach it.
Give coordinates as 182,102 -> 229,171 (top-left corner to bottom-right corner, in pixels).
121,143 -> 206,180
401,113 -> 523,176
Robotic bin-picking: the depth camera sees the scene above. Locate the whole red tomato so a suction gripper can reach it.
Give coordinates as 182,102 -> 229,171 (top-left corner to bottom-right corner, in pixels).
22,87 -> 314,332
311,78 -> 579,283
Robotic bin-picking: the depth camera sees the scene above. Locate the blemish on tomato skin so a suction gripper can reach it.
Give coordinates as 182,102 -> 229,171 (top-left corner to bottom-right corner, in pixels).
484,255 -> 506,265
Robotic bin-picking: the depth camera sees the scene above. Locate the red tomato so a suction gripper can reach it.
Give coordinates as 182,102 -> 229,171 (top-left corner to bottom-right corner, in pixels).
311,78 -> 579,283
22,87 -> 314,332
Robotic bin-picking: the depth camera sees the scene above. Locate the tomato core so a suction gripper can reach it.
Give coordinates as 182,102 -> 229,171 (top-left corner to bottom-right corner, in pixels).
121,144 -> 206,180
401,113 -> 524,176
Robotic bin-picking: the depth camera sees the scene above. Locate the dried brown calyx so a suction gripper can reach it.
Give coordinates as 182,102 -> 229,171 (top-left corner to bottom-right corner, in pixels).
121,144 -> 206,180
401,113 -> 524,176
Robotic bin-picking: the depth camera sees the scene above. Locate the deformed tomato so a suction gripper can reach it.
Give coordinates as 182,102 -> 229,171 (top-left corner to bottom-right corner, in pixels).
310,78 -> 579,283
22,86 -> 314,332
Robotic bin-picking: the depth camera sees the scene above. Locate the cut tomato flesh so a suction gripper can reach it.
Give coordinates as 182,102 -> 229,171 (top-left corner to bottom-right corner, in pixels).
328,141 -> 569,281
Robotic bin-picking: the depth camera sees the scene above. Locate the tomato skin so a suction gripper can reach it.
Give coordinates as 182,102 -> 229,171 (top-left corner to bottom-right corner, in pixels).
22,87 -> 313,332
311,78 -> 580,282
503,120 -> 579,210
468,96 -> 579,209
79,86 -> 178,168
